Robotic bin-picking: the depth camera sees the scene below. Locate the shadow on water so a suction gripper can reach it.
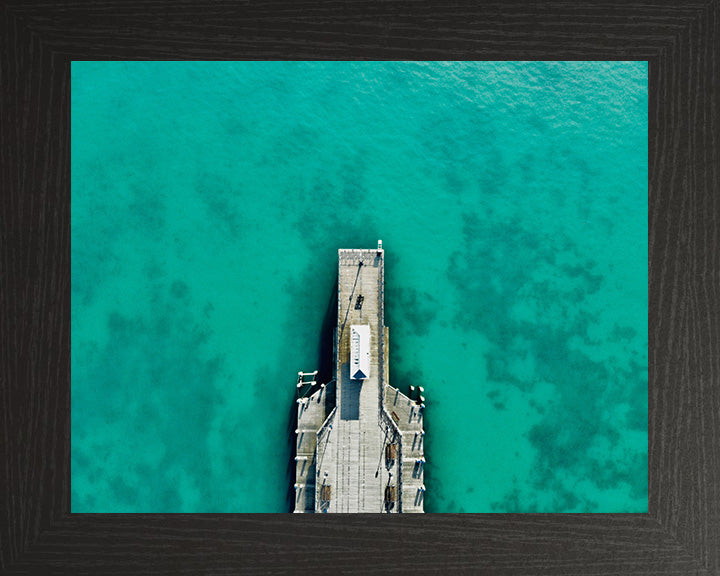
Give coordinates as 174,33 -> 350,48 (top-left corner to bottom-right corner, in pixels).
284,399 -> 298,512
284,276 -> 339,511
316,277 -> 338,386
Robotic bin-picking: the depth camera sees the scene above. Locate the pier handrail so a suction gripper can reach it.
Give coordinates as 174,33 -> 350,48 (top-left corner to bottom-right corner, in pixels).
317,406 -> 337,436
376,247 -> 405,512
314,407 -> 337,512
377,247 -> 387,430
380,407 -> 403,512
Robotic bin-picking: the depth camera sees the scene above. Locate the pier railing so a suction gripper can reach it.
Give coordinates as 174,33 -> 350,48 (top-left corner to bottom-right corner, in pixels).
314,407 -> 337,512
380,408 -> 403,512
377,249 -> 386,423
376,248 -> 404,511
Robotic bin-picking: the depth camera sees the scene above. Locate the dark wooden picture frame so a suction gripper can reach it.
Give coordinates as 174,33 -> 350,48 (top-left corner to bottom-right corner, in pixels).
2,2 -> 718,574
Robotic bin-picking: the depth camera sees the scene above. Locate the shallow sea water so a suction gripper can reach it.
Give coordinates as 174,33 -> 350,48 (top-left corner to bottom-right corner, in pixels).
71,61 -> 648,512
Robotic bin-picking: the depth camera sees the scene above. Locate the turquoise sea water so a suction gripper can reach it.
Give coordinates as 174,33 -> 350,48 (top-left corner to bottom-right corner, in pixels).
71,61 -> 648,512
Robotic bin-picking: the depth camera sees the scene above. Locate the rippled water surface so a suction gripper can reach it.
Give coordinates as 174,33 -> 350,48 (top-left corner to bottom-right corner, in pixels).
72,61 -> 648,512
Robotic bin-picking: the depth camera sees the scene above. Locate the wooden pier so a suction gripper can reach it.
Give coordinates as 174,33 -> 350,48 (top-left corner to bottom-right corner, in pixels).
293,242 -> 425,513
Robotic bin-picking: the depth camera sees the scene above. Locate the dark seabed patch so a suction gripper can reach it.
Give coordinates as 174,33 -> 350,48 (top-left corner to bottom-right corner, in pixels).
170,279 -> 189,299
389,287 -> 438,338
72,281 -> 228,511
194,171 -> 244,238
448,207 -> 646,511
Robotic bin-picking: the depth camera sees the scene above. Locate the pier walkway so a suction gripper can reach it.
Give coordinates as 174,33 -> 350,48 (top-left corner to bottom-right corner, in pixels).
294,243 -> 424,513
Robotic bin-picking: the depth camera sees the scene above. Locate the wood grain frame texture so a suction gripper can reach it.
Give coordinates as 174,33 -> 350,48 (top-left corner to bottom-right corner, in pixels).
1,1 -> 718,574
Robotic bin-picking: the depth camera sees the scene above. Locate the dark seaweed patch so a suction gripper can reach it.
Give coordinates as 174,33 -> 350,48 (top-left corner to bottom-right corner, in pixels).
71,279 -> 230,511
194,171 -> 243,238
449,206 -> 647,511
391,287 -> 438,338
171,279 -> 189,299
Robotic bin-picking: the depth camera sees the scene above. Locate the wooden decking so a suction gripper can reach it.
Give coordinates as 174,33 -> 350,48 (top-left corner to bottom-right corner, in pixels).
293,384 -> 328,512
293,244 -> 424,513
